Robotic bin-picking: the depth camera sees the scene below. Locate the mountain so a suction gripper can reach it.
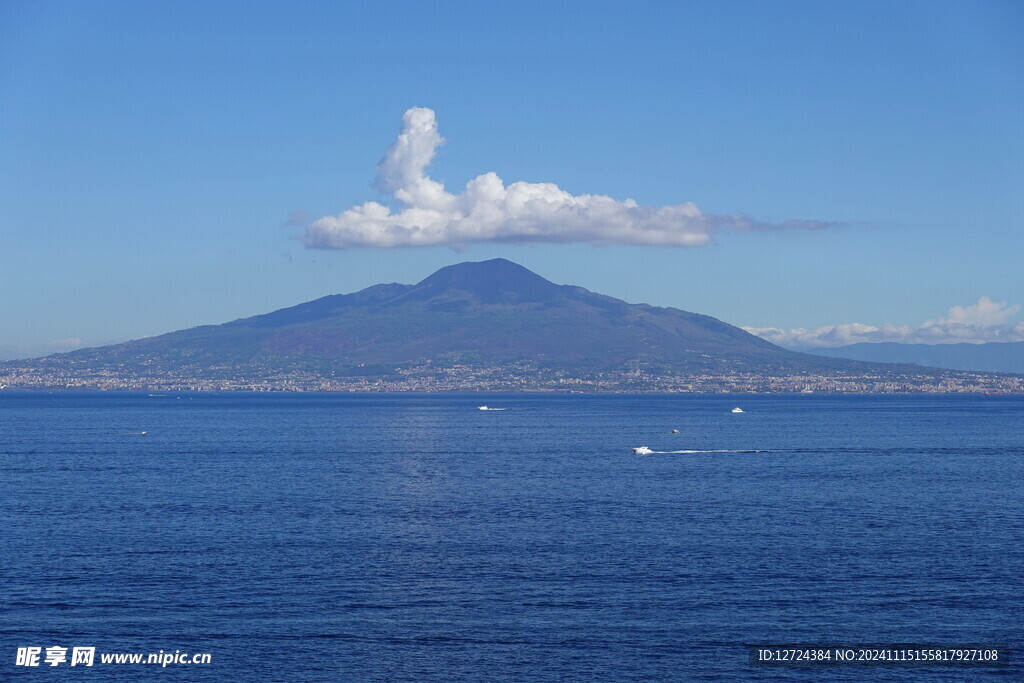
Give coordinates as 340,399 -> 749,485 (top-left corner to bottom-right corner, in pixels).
1,259 -> 1017,392
805,341 -> 1024,374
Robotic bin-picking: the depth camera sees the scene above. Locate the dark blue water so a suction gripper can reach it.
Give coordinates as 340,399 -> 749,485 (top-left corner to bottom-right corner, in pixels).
2,393 -> 1021,680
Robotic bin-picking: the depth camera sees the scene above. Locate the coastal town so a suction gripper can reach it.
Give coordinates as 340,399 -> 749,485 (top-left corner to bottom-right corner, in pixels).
2,357 -> 1021,394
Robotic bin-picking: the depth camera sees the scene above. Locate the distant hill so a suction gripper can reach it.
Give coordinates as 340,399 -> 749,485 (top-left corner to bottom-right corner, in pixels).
805,341 -> 1024,374
2,259 -> 1016,392
27,259 -> 864,373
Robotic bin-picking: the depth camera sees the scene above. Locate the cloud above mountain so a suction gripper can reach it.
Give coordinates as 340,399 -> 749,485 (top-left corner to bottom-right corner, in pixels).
932,296 -> 1020,327
746,297 -> 1024,348
305,107 -> 835,249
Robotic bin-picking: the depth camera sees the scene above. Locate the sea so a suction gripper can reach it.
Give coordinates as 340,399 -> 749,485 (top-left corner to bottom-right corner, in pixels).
1,392 -> 1021,681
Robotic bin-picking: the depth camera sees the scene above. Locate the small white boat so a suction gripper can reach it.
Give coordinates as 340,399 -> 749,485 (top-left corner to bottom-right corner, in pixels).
478,406 -> 488,410
632,446 -> 654,455
731,407 -> 744,413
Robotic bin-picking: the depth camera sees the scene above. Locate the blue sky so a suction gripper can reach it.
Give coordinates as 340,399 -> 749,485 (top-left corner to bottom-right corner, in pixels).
1,0 -> 1021,358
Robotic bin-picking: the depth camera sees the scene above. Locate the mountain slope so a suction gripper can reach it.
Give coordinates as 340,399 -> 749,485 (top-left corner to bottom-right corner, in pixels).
41,259 -> 867,375
806,341 -> 1024,374
5,259 -> 1013,392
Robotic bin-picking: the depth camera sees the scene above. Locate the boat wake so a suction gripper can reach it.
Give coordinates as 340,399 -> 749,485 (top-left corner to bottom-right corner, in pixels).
637,449 -> 769,455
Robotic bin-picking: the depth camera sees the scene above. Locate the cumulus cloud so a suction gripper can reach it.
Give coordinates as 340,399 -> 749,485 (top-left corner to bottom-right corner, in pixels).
305,107 -> 835,249
746,297 -> 1024,348
926,296 -> 1020,327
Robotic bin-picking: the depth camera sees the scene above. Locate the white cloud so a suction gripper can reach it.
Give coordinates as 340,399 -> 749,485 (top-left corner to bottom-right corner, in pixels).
746,297 -> 1024,348
305,107 -> 835,249
926,296 -> 1020,327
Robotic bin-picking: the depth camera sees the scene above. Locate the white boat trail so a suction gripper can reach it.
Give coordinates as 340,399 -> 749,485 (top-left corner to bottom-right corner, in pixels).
632,448 -> 768,455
